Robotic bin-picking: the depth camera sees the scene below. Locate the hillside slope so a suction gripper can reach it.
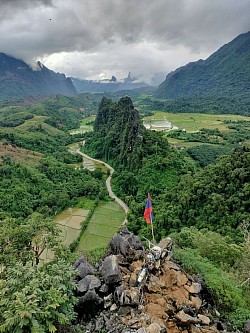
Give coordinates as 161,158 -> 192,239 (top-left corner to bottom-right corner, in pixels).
0,53 -> 76,99
156,31 -> 250,98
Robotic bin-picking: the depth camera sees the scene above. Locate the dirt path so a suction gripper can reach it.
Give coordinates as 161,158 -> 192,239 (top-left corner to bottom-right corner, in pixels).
76,149 -> 129,221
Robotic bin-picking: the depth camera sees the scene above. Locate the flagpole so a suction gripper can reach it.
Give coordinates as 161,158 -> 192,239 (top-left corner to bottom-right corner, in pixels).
150,214 -> 155,243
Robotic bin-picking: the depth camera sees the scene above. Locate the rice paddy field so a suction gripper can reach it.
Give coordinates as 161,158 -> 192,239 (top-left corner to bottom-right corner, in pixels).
76,201 -> 125,252
143,111 -> 250,132
143,111 -> 250,147
40,201 -> 92,262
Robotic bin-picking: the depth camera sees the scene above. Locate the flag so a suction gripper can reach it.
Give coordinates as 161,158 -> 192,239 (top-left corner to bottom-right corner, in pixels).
144,193 -> 153,224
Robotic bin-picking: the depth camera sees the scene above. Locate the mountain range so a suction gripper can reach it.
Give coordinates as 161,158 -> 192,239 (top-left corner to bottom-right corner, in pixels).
0,31 -> 249,100
156,31 -> 250,98
0,53 -> 76,99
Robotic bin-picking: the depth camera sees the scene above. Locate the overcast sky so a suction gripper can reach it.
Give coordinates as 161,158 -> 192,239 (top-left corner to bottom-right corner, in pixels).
1,0 -> 250,84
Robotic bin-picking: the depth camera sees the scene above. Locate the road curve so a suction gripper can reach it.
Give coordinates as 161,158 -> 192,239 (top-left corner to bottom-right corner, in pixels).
76,149 -> 129,220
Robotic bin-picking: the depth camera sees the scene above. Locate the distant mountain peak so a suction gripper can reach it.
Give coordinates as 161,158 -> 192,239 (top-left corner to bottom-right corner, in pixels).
36,61 -> 44,70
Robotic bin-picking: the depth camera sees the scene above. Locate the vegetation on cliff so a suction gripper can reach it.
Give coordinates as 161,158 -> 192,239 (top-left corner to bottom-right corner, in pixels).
156,31 -> 250,99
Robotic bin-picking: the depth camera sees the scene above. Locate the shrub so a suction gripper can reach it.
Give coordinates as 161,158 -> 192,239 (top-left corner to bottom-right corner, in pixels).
173,247 -> 250,329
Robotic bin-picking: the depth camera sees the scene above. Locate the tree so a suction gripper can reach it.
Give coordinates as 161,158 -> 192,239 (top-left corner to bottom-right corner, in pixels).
237,220 -> 250,286
0,213 -> 61,267
0,260 -> 77,333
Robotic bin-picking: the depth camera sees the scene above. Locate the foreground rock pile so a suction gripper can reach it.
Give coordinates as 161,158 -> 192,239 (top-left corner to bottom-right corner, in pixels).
73,227 -> 222,333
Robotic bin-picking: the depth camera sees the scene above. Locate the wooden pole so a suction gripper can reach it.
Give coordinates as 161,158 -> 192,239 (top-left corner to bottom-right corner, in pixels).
150,215 -> 155,243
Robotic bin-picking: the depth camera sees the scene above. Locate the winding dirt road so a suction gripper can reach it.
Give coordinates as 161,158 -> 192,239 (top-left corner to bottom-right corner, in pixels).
76,149 -> 129,221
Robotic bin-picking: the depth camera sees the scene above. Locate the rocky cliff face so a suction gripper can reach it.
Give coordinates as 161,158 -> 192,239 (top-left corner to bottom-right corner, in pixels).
73,228 -> 224,333
0,53 -> 76,99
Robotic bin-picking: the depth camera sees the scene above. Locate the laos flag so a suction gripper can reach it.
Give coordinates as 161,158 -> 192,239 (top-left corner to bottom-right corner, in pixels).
144,193 -> 153,224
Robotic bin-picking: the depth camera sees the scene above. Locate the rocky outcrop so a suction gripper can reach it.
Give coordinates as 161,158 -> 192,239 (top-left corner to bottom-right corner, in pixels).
73,227 -> 222,332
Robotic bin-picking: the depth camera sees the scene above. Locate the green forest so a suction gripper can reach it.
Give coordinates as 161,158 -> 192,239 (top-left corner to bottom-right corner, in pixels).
0,93 -> 249,332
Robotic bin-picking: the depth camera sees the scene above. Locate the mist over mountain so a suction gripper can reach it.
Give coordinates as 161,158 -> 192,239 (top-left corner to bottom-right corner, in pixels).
71,72 -> 148,94
156,31 -> 250,99
0,53 -> 76,99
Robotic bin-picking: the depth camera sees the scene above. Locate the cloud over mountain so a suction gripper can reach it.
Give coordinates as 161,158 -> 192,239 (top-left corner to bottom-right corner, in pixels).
1,0 -> 250,83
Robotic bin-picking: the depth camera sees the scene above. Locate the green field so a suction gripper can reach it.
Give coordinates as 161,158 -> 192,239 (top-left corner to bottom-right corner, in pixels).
76,201 -> 125,252
143,111 -> 250,132
40,199 -> 95,262
70,115 -> 95,134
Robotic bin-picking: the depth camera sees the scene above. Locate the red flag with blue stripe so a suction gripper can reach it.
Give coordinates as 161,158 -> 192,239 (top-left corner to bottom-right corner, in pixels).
144,193 -> 153,224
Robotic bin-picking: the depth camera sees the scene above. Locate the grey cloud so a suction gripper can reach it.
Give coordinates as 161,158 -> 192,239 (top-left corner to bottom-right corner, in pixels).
0,0 -> 53,7
0,0 -> 249,79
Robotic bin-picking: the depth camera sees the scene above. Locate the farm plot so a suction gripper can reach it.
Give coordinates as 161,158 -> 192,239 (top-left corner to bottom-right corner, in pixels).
143,111 -> 250,133
77,201 -> 125,252
40,206 -> 90,262
56,208 -> 90,244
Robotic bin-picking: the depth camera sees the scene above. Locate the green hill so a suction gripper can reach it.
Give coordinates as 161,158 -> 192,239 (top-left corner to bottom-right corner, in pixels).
156,31 -> 250,99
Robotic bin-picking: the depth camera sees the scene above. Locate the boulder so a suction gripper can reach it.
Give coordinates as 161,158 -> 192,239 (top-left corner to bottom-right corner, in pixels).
99,283 -> 109,294
184,282 -> 202,294
110,233 -> 131,257
198,314 -> 211,325
190,296 -> 202,310
176,310 -> 199,324
176,271 -> 188,287
78,290 -> 103,314
77,261 -> 95,279
77,275 -> 101,293
73,255 -> 87,269
114,285 -> 141,306
146,303 -> 169,320
100,255 -> 122,284
158,237 -> 173,250
126,233 -> 144,251
146,322 -> 163,333
244,320 -> 250,333
110,228 -> 144,258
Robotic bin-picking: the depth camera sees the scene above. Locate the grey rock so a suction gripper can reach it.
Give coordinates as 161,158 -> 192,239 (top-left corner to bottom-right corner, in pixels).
104,293 -> 113,308
110,229 -> 144,258
110,303 -> 118,311
73,255 -> 87,269
120,226 -> 131,235
99,283 -> 109,293
110,233 -> 131,257
244,320 -> 250,333
87,275 -> 101,290
118,306 -> 132,316
100,255 -> 122,284
78,290 -> 103,307
77,261 -> 95,279
77,275 -> 101,293
127,234 -> 144,251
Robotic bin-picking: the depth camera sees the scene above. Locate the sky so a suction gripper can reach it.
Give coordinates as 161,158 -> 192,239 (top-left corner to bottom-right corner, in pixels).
1,0 -> 250,84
